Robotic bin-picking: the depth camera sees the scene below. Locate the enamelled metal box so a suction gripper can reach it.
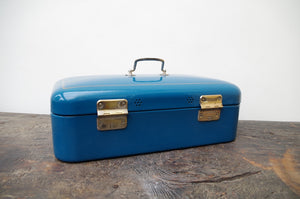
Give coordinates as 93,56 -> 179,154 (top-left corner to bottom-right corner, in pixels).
51,58 -> 241,162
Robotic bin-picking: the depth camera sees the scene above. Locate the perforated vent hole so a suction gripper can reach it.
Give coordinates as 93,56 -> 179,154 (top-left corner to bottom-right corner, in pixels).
134,98 -> 143,107
186,96 -> 194,104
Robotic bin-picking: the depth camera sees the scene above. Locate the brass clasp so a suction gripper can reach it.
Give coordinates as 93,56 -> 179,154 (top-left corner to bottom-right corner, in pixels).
97,99 -> 128,131
198,95 -> 223,121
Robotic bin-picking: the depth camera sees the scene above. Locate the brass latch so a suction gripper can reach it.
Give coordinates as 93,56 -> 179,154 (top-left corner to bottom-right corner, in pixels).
198,95 -> 223,121
97,99 -> 128,131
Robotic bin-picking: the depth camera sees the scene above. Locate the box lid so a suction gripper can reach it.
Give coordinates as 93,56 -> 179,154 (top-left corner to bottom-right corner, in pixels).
51,75 -> 241,116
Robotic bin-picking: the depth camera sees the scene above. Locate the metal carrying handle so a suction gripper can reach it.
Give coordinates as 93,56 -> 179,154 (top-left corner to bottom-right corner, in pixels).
127,58 -> 167,76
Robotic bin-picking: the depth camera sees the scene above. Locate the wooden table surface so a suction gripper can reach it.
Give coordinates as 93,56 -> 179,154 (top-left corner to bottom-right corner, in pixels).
0,113 -> 299,199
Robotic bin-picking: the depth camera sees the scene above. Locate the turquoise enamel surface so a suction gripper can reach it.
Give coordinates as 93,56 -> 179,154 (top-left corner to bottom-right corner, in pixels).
51,75 -> 241,115
51,74 -> 241,162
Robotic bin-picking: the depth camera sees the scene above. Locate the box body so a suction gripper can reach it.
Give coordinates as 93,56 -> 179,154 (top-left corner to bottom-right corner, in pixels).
51,75 -> 241,162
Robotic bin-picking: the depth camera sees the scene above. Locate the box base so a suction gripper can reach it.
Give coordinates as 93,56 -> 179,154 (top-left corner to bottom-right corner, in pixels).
51,106 -> 239,162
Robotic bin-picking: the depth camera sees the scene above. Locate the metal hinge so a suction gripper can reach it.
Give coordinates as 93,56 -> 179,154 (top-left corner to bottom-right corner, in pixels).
198,95 -> 223,121
97,99 -> 128,131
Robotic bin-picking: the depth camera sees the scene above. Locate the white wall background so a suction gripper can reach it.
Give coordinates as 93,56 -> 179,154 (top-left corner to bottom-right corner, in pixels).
1,0 -> 300,121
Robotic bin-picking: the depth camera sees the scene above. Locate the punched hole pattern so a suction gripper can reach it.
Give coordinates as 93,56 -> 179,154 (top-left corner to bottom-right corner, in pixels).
134,98 -> 143,107
186,96 -> 194,104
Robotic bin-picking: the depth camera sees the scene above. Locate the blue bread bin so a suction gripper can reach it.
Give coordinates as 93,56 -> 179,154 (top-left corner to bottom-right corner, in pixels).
51,58 -> 241,162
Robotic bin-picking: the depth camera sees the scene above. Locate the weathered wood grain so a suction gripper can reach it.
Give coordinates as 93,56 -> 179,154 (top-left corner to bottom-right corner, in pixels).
0,113 -> 299,199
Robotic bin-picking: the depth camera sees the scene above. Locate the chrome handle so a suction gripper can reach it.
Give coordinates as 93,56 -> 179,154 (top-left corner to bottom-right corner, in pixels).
127,58 -> 167,76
